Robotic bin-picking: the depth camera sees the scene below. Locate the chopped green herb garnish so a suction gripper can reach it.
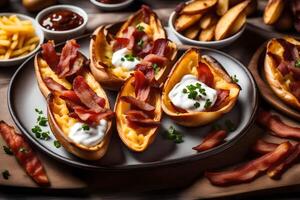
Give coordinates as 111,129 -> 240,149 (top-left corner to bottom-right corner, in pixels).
231,75 -> 239,83
182,88 -> 187,93
3,146 -> 13,155
41,131 -> 50,140
121,57 -> 125,62
164,126 -> 184,143
194,102 -> 200,108
124,54 -> 136,62
204,99 -> 212,109
212,123 -> 222,131
82,124 -> 90,131
152,63 -> 160,74
184,83 -> 207,100
137,39 -> 144,47
225,119 -> 236,132
296,59 -> 300,68
38,116 -> 47,127
32,125 -> 42,135
54,140 -> 61,148
35,108 -> 43,114
19,147 -> 29,153
136,25 -> 144,32
2,170 -> 10,180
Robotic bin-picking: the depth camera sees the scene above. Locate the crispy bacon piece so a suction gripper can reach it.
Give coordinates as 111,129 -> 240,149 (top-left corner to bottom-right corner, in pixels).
135,63 -> 155,82
277,39 -> 299,61
258,111 -> 300,139
143,54 -> 168,68
44,77 -> 67,92
141,5 -> 151,24
73,106 -> 114,125
252,139 -> 278,155
41,41 -> 59,70
112,38 -> 130,51
267,143 -> 300,179
120,96 -> 155,112
212,89 -> 230,109
56,40 -> 80,78
59,90 -> 84,108
125,110 -> 160,127
73,76 -> 106,112
151,39 -> 169,57
290,81 -> 300,101
192,130 -> 227,152
205,142 -> 293,186
0,121 -> 49,185
134,70 -> 151,101
277,61 -> 290,76
197,62 -> 214,87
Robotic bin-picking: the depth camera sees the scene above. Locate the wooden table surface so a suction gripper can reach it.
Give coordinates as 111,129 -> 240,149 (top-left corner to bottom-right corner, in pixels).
1,0 -> 300,199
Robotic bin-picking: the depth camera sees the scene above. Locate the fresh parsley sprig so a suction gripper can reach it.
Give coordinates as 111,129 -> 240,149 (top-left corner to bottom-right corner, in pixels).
164,126 -> 184,143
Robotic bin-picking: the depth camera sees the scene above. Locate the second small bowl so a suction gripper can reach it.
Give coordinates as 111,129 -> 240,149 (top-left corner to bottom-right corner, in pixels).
168,11 -> 245,49
90,0 -> 134,11
36,5 -> 88,42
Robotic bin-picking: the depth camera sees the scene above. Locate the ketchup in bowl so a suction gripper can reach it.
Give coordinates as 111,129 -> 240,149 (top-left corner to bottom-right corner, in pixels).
41,9 -> 84,31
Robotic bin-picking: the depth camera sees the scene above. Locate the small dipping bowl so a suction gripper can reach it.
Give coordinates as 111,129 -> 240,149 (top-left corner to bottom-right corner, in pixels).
36,5 -> 88,42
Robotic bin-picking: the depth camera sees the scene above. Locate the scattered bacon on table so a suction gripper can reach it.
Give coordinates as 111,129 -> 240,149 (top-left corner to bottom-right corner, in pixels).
193,129 -> 227,152
257,110 -> 300,139
205,142 -> 293,186
0,121 -> 49,186
252,139 -> 279,155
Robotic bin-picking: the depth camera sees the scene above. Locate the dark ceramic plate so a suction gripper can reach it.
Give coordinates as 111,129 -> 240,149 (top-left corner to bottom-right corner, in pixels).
8,32 -> 258,171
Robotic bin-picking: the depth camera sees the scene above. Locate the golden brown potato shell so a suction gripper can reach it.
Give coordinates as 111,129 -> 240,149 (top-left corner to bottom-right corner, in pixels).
90,9 -> 177,91
162,48 -> 240,127
264,38 -> 300,110
114,75 -> 162,152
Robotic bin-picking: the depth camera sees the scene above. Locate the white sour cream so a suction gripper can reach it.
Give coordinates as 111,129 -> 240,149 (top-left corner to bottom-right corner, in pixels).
168,75 -> 217,112
68,120 -> 107,147
112,48 -> 141,71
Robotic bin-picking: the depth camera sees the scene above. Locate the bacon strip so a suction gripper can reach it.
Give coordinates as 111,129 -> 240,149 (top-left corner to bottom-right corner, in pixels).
267,143 -> 300,180
212,89 -> 230,109
197,62 -> 214,87
151,39 -> 169,57
134,70 -> 151,101
192,130 -> 227,152
56,40 -> 80,78
41,41 -> 59,70
120,96 -> 155,112
258,111 -> 300,139
44,77 -> 67,92
252,139 -> 278,155
113,38 -> 130,52
73,76 -> 106,112
290,81 -> 300,101
205,142 -> 293,186
73,106 -> 114,125
0,121 -> 49,185
125,110 -> 160,127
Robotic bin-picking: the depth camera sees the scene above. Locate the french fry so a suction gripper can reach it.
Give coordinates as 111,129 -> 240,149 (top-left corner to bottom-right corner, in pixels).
199,13 -> 218,29
0,15 -> 39,60
184,24 -> 200,39
216,0 -> 229,16
175,14 -> 203,32
199,24 -> 217,41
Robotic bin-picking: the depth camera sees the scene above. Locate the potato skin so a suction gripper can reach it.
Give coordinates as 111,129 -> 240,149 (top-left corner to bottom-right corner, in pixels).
114,75 -> 162,152
264,38 -> 300,110
162,48 -> 240,127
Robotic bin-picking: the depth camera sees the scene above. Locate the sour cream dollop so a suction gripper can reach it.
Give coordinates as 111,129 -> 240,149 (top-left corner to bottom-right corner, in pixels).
168,75 -> 217,112
111,48 -> 141,71
68,120 -> 107,147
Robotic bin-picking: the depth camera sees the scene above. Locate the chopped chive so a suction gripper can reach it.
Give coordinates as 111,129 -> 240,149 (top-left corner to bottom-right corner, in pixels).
163,126 -> 184,143
296,59 -> 300,68
3,146 -> 13,155
194,102 -> 200,108
136,25 -> 144,32
54,140 -> 61,148
204,99 -> 212,109
225,119 -> 236,132
231,74 -> 239,83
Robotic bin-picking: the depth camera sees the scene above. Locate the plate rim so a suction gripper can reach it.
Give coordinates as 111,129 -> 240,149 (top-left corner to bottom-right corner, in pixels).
7,34 -> 259,171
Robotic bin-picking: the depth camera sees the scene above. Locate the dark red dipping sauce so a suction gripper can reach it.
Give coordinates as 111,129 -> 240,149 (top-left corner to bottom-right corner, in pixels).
97,0 -> 125,4
41,9 -> 84,31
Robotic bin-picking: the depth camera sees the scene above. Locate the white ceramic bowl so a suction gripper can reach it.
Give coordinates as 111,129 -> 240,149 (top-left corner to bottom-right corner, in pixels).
169,11 -> 245,49
0,13 -> 44,67
36,5 -> 88,42
90,0 -> 134,11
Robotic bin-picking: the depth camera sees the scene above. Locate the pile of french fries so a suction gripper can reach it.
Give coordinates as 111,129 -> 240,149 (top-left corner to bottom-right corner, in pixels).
0,15 -> 39,60
174,0 -> 257,41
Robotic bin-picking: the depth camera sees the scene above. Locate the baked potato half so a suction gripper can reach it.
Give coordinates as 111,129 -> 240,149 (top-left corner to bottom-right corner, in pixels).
162,48 -> 240,127
264,37 -> 300,110
35,40 -> 114,160
115,71 -> 162,152
90,5 -> 177,90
